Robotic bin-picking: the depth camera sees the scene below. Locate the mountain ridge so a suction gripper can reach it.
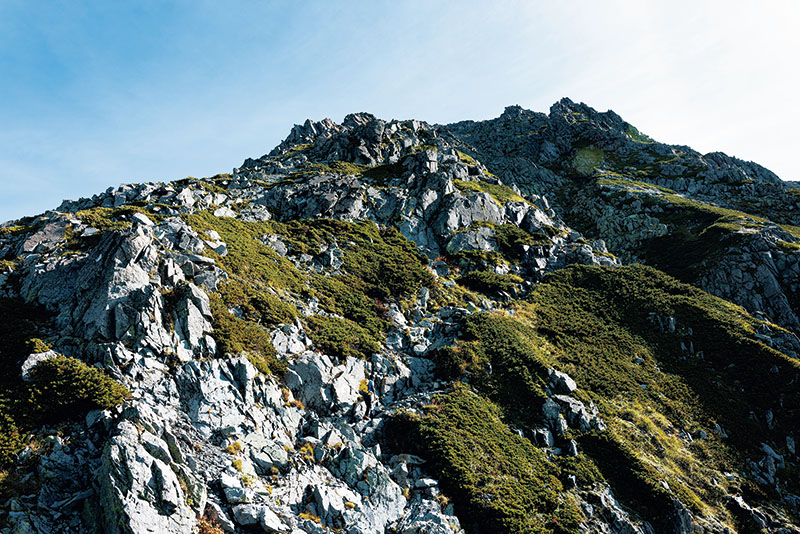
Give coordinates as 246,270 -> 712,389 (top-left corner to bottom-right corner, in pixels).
0,99 -> 798,534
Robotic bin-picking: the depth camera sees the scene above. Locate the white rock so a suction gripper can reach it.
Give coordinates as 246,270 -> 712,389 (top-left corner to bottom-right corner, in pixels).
21,350 -> 58,381
131,213 -> 154,226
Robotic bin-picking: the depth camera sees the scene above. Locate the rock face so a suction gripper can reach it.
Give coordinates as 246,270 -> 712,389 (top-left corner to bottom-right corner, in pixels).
0,100 -> 798,534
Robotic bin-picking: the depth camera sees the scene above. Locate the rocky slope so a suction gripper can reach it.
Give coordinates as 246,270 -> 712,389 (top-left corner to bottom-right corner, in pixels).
446,99 -> 800,341
0,101 -> 797,534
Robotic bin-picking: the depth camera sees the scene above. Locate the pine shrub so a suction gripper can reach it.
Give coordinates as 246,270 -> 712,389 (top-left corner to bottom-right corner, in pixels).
25,356 -> 130,422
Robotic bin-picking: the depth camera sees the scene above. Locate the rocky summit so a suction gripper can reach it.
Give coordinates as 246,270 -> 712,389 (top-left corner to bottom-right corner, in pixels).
0,98 -> 798,534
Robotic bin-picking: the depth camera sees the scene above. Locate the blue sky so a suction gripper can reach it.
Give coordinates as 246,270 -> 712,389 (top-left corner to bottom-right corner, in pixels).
1,1 -> 798,223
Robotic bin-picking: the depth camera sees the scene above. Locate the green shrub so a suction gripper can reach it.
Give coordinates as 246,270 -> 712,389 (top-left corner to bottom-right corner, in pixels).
183,212 -> 305,292
216,282 -> 298,328
361,161 -> 404,185
25,338 -> 52,354
74,205 -> 161,232
67,205 -> 164,251
0,402 -> 22,465
578,431 -> 673,527
408,384 -> 582,534
572,147 -> 604,175
0,298 -> 52,386
183,212 -> 309,374
431,312 -> 551,423
526,263 -> 799,443
25,356 -> 130,422
494,224 -> 550,259
0,225 -> 33,237
306,315 -> 380,360
449,249 -> 508,269
337,223 -> 433,301
268,219 -> 434,302
553,454 -> 604,487
520,264 -> 800,518
310,274 -> 388,339
208,294 -> 284,374
184,214 -> 430,366
625,124 -> 654,144
428,263 -> 799,523
456,270 -> 522,296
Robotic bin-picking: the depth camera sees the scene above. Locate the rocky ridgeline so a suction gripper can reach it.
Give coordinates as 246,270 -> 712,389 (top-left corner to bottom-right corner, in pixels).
445,99 -> 800,342
0,102 -> 798,534
445,99 -> 799,224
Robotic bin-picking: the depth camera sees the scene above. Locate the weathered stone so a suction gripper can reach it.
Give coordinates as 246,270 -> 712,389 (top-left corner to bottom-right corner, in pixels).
21,350 -> 58,381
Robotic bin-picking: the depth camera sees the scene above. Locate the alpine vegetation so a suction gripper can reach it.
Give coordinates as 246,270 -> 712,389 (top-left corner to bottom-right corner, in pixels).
0,99 -> 798,534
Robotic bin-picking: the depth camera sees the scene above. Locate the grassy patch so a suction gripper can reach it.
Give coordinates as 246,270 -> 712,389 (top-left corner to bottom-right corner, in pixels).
449,249 -> 508,269
25,338 -> 51,353
184,212 -> 306,292
278,143 -> 312,160
519,264 -> 799,519
572,147 -> 604,175
776,239 -> 800,252
780,223 -> 800,239
74,207 -> 130,231
453,179 -> 527,205
215,282 -> 299,329
0,225 -> 35,237
361,161 -> 405,186
456,270 -> 523,296
267,219 -> 434,302
626,124 -> 654,144
398,384 -> 582,534
591,180 -> 778,283
183,212 -> 305,372
66,205 -> 165,251
431,312 -> 551,423
309,161 -> 370,176
184,214 -> 431,363
456,150 -> 479,166
639,193 -> 768,281
209,294 -> 282,374
306,315 -> 380,360
410,144 -> 438,153
74,205 -> 164,232
494,224 -> 551,259
428,264 -> 798,525
310,274 -> 387,339
596,174 -> 675,194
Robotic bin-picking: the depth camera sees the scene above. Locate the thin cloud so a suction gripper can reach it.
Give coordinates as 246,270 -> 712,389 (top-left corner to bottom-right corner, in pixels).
0,2 -> 798,223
